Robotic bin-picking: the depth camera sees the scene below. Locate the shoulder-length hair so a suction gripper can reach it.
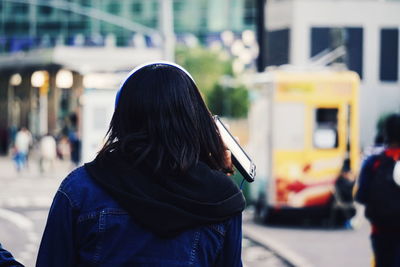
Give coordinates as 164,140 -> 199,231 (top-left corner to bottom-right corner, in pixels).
99,63 -> 231,175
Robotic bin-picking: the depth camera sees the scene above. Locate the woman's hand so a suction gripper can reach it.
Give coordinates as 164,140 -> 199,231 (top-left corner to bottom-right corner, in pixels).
225,150 -> 232,169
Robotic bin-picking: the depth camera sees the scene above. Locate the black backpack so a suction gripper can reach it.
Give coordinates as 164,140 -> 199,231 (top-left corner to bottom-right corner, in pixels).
366,153 -> 400,226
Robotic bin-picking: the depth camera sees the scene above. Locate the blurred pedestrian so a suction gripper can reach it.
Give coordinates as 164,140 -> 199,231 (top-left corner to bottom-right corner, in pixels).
336,160 -> 356,204
0,243 -> 23,266
12,127 -> 32,172
332,159 -> 356,226
39,133 -> 57,173
355,113 -> 400,267
0,127 -> 8,155
67,113 -> 81,167
36,62 -> 245,266
56,135 -> 71,161
68,130 -> 81,167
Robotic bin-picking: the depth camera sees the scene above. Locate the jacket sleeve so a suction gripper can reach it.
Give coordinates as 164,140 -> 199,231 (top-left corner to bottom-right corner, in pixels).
0,243 -> 24,267
355,156 -> 376,204
214,214 -> 243,267
36,190 -> 78,267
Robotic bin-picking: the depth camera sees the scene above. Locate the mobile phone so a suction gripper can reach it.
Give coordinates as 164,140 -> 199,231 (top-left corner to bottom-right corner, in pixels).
214,116 -> 256,183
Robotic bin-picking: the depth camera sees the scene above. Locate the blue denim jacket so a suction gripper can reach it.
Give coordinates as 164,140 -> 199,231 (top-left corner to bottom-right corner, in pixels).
0,243 -> 23,267
36,167 -> 243,267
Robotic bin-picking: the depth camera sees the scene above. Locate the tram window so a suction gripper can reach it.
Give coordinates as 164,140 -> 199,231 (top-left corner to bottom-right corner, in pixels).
314,108 -> 338,149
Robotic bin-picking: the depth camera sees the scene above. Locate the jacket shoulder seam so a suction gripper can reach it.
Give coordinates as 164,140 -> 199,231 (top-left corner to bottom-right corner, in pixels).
57,188 -> 78,209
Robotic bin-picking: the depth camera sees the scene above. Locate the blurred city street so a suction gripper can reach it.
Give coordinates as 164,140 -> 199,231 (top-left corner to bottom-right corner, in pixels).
0,155 -> 71,266
0,0 -> 399,266
0,154 -> 373,267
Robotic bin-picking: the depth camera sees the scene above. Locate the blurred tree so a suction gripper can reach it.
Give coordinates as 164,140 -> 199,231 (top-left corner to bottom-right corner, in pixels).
206,83 -> 224,115
176,45 -> 249,118
207,83 -> 249,118
175,46 -> 232,96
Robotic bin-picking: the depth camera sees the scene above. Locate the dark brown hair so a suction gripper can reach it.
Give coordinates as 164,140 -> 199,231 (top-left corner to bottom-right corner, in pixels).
99,63 -> 231,175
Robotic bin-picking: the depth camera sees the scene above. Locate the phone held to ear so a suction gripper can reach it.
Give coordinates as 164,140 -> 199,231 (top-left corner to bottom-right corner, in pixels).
214,116 -> 256,183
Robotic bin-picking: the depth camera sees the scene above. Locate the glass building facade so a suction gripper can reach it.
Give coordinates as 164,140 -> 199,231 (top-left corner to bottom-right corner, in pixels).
0,0 -> 256,53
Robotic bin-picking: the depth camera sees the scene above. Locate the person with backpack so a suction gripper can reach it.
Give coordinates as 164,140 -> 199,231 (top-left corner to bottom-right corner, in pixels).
356,113 -> 400,267
36,62 -> 245,266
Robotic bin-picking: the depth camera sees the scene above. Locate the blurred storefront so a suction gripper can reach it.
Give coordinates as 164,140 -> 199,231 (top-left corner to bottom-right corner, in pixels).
0,0 -> 167,154
0,46 -> 163,154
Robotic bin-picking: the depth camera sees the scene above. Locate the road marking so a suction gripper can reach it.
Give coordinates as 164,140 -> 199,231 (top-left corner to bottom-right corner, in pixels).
0,208 -> 34,230
0,196 -> 53,208
0,208 -> 39,264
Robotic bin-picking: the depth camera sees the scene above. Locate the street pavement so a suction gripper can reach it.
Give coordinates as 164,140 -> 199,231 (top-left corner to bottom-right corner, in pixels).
0,156 -> 70,208
243,211 -> 373,267
0,155 -> 71,266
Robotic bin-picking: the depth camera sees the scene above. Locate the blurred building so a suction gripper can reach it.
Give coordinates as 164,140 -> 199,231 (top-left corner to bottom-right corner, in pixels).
0,0 -> 256,154
0,0 -> 255,52
263,0 -> 400,147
